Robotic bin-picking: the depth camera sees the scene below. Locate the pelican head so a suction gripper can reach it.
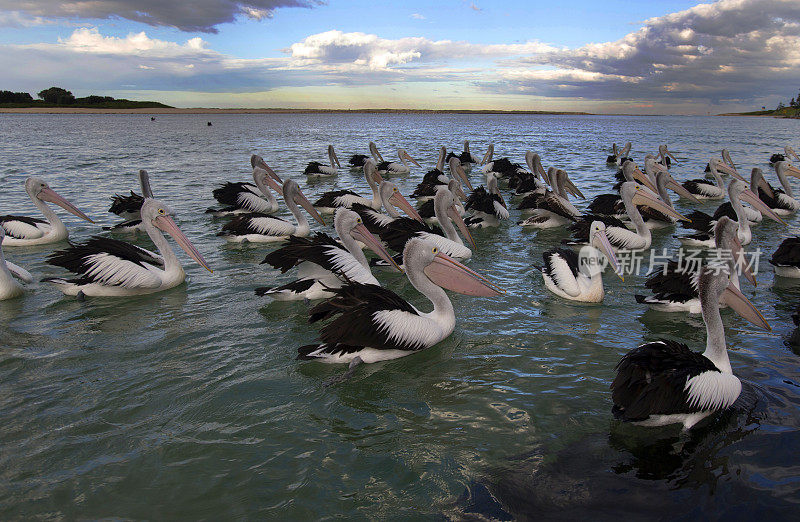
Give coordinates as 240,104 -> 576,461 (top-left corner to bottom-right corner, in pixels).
399,149 -> 421,167
334,208 -> 401,272
622,182 -> 689,222
448,156 -> 473,190
728,179 -> 786,225
141,199 -> 211,272
710,157 -> 745,181
253,167 -> 283,197
25,177 -> 94,223
403,237 -> 501,297
776,160 -> 800,180
328,145 -> 341,168
623,160 -> 657,193
251,155 -> 283,183
698,265 -> 769,331
448,178 -> 467,202
380,182 -> 423,222
750,168 -> 774,199
588,221 -> 620,278
284,179 -> 326,226
435,187 -> 475,249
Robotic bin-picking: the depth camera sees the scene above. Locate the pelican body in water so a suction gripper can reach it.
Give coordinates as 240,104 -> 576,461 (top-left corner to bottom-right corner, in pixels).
0,228 -> 34,300
680,158 -> 741,200
606,142 -> 632,166
207,158 -> 283,216
539,221 -> 621,302
220,180 -> 325,243
313,160 -> 384,214
376,148 -> 421,176
446,140 -> 480,167
758,161 -> 800,215
297,237 -> 502,368
256,208 -> 400,301
304,145 -> 341,178
464,174 -> 509,228
44,172 -> 212,297
611,264 -> 770,430
770,237 -> 800,278
1,178 -> 94,246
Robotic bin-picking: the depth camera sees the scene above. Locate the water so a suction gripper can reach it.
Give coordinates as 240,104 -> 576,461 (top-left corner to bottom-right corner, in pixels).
0,113 -> 798,518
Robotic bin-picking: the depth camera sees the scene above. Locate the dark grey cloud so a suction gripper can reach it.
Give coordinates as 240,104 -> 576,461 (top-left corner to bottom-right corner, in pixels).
0,0 -> 324,32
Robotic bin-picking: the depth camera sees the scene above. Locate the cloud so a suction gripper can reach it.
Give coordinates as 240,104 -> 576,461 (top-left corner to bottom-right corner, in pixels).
0,0 -> 325,33
410,13 -> 425,20
483,0 -> 800,105
0,10 -> 57,27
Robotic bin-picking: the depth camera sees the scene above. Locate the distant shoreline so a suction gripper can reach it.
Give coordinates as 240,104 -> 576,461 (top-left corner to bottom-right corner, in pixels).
0,107 -> 595,116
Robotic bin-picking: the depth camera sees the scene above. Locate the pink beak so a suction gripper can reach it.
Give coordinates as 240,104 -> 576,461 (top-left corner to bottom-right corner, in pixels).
154,215 -> 212,272
423,252 -> 503,297
389,191 -> 423,222
447,204 -> 475,249
351,223 -> 402,273
38,187 -> 95,223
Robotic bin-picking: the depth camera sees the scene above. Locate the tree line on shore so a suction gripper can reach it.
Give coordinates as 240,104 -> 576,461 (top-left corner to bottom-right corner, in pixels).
0,87 -> 171,108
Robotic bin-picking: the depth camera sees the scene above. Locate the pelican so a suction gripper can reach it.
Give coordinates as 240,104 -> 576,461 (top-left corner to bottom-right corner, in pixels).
758,161 -> 800,215
589,160 -> 657,218
539,221 -> 621,302
108,191 -> 144,221
770,237 -> 800,278
297,237 -> 502,371
606,142 -> 632,166
611,264 -> 770,430
304,145 -> 341,178
676,179 -> 785,248
769,146 -> 799,165
418,178 -> 466,225
1,178 -> 94,246
656,144 -> 678,168
635,217 -> 755,313
410,147 -> 449,200
255,208 -> 400,301
44,173 -> 212,297
351,181 -> 423,235
639,167 -> 702,229
348,142 -> 383,171
464,174 -> 509,228
206,156 -> 283,216
219,180 -> 325,243
721,149 -> 736,170
0,228 -> 33,300
510,151 -> 548,197
680,158 -> 741,200
712,168 -> 773,224
481,146 -> 527,181
566,183 -> 688,251
378,186 -> 474,260
446,140 -> 480,167
313,160 -> 384,214
518,168 -> 582,229
376,149 -> 421,176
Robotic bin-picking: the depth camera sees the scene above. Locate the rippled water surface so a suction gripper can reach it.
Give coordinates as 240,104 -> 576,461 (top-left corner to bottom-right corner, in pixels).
1,113 -> 799,518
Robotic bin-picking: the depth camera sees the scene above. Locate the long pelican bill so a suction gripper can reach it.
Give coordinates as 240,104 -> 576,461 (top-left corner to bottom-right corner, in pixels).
139,169 -> 154,198
154,215 -> 212,272
753,169 -> 775,199
258,168 -> 284,196
728,233 -> 756,286
784,163 -> 800,178
739,188 -> 787,225
723,281 -> 770,331
631,185 -> 690,222
38,187 -> 95,223
6,261 -> 33,283
593,229 -> 621,280
446,204 -> 475,249
328,145 -> 341,168
665,175 -> 701,203
351,223 -> 402,273
715,160 -> 745,181
449,157 -> 473,190
295,187 -> 326,226
631,166 -> 658,193
561,171 -> 585,199
480,144 -> 494,165
389,190 -> 423,222
252,155 -> 283,183
402,150 -> 421,167
369,142 -> 384,162
423,251 -> 503,297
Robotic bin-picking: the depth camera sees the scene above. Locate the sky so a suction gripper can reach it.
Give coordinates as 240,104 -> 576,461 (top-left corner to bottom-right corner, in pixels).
1,0 -> 799,114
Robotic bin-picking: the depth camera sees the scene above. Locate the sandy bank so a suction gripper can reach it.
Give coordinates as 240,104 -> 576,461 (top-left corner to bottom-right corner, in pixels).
0,107 -> 594,115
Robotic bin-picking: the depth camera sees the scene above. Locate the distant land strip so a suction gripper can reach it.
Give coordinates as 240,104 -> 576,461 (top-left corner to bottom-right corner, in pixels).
0,107 -> 595,115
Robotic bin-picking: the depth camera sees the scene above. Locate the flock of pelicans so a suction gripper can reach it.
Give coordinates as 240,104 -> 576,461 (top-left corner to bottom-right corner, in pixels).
2,140 -> 800,432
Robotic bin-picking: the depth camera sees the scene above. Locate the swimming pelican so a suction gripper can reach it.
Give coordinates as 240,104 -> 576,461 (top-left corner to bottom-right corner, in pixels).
713,168 -> 773,224
771,237 -> 800,278
0,178 -> 94,247
104,170 -> 163,234
606,142 -> 632,166
676,179 -> 785,248
464,174 -> 509,228
567,183 -> 688,251
680,158 -> 741,200
255,208 -> 400,301
219,180 -> 325,243
207,162 -> 283,217
304,145 -> 341,178
0,228 -> 34,300
656,144 -> 678,168
611,264 -> 770,430
44,174 -> 211,297
376,149 -> 421,176
758,161 -> 800,215
769,146 -> 799,165
351,181 -> 424,235
446,140 -> 480,167
297,237 -> 502,371
410,147 -> 449,200
509,151 -> 548,197
313,160 -> 384,214
378,186 -> 474,260
589,160 -> 656,218
539,221 -> 621,302
518,168 -> 582,228
635,217 -> 755,313
418,178 -> 466,224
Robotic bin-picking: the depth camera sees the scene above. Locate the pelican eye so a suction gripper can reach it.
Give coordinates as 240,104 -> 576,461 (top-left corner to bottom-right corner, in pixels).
432,247 -> 438,254
158,208 -> 166,215
356,218 -> 362,224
